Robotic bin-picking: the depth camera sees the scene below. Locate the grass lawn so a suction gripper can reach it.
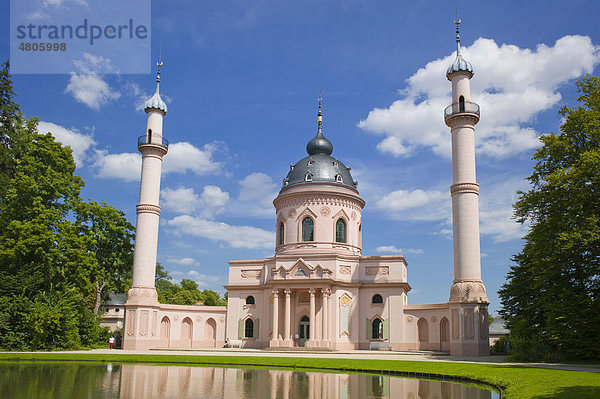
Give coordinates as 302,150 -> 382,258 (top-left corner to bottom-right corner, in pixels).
1,352 -> 599,398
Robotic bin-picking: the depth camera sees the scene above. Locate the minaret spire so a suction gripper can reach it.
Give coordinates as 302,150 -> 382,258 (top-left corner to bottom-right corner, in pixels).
156,59 -> 162,88
144,60 -> 168,114
454,18 -> 462,56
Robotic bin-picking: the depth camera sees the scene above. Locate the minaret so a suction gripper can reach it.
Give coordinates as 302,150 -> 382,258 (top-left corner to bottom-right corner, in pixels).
444,20 -> 489,356
123,62 -> 168,350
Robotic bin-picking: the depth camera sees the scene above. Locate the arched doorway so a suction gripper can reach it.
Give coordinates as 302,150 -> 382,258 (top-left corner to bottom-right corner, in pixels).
440,317 -> 450,351
298,316 -> 309,347
181,317 -> 193,348
205,318 -> 217,347
160,316 -> 170,348
417,318 -> 429,350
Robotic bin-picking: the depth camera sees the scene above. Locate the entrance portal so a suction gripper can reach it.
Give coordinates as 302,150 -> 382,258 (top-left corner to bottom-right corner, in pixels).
298,316 -> 309,347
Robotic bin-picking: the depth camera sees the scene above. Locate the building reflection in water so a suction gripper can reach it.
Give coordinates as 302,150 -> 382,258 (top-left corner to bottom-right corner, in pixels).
117,364 -> 495,399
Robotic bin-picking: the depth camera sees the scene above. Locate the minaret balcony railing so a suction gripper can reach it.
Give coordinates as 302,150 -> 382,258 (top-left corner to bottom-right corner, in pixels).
137,135 -> 169,150
444,101 -> 480,121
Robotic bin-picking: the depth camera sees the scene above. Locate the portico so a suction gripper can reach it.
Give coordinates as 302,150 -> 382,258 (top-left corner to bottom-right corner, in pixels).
269,286 -> 331,348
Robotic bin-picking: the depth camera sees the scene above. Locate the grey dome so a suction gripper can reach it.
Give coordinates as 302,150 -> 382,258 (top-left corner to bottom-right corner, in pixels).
282,131 -> 357,190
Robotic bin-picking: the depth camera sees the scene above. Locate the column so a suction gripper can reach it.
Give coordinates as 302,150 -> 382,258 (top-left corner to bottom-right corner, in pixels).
284,289 -> 292,346
309,289 -> 316,346
322,289 -> 329,346
271,289 -> 279,346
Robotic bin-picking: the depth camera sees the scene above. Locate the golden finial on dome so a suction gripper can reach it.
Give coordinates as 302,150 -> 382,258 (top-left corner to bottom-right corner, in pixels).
317,91 -> 323,124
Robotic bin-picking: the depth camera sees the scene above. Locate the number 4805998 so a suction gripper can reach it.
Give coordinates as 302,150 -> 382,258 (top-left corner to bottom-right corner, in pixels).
18,42 -> 66,51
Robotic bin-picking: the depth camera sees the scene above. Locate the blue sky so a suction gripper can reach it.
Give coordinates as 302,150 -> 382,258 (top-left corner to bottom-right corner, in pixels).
3,0 -> 600,315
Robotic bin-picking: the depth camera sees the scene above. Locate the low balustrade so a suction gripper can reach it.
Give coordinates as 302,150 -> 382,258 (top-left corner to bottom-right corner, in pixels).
444,100 -> 480,121
137,134 -> 169,150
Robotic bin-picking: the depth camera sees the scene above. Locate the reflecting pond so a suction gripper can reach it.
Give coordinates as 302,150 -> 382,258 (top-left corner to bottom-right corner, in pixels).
0,362 -> 499,399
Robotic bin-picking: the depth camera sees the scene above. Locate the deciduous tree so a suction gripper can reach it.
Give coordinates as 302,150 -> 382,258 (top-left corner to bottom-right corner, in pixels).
499,75 -> 600,361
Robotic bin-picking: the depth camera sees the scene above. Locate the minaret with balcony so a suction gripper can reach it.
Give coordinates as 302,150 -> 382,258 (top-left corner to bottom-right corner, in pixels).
444,20 -> 489,356
123,62 -> 169,350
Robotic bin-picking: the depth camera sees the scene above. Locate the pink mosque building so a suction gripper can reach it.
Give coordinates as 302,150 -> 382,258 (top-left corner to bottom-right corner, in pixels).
122,22 -> 490,356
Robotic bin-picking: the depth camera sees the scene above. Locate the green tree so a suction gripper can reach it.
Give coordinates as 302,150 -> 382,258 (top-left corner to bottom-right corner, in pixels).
499,75 -> 600,361
0,62 -> 130,350
155,266 -> 227,306
200,289 -> 228,306
0,61 -> 27,199
74,200 -> 134,313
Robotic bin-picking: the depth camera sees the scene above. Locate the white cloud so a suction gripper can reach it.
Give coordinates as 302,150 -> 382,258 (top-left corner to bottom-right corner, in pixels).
92,150 -> 141,182
37,121 -> 95,166
72,53 -> 115,74
92,141 -> 223,182
65,73 -> 121,110
359,35 -> 600,159
163,142 -> 224,175
376,189 -> 449,221
479,208 -> 526,243
478,177 -> 530,242
124,82 -> 150,111
161,187 -> 201,214
200,185 -> 230,216
235,172 -> 278,217
165,257 -> 200,266
376,245 -> 423,255
161,186 -> 230,218
167,215 -> 273,249
374,176 -> 529,242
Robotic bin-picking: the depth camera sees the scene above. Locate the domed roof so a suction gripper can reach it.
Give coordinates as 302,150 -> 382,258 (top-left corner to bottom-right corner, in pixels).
281,102 -> 357,191
144,90 -> 168,113
283,153 -> 357,190
446,55 -> 473,77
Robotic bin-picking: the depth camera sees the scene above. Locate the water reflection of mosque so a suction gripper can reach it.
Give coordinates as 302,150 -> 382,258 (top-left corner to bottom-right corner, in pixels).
113,364 -> 493,399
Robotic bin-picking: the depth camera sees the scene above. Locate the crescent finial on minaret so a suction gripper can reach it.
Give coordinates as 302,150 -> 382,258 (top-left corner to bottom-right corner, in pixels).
156,60 -> 163,83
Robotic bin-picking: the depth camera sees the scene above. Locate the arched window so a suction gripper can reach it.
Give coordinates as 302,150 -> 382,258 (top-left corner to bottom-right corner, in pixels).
372,318 -> 383,339
305,173 -> 313,182
278,222 -> 285,245
335,218 -> 346,243
244,318 -> 254,338
459,95 -> 465,112
372,294 -> 383,304
335,174 -> 343,183
246,296 -> 255,305
302,217 -> 314,241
